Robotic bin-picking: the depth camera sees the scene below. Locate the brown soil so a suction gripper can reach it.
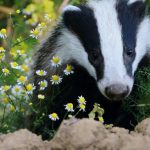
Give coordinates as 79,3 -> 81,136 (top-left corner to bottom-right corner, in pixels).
1,118 -> 150,150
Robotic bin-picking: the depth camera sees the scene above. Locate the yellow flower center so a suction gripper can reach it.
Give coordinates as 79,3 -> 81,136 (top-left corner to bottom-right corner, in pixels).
52,56 -> 60,64
41,82 -> 46,87
41,22 -> 46,27
66,65 -> 72,72
67,103 -> 73,109
19,76 -> 26,82
21,65 -> 30,72
79,104 -> 85,110
3,68 -> 9,74
3,85 -> 10,91
51,113 -> 58,119
2,98 -> 9,104
1,29 -> 6,34
33,29 -> 39,36
15,87 -> 20,92
79,97 -> 85,103
0,47 -> 5,52
52,75 -> 59,81
12,62 -> 18,67
26,84 -> 33,91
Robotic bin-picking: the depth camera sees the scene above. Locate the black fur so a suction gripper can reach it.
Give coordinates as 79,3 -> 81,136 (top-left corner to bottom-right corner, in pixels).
116,0 -> 146,76
63,5 -> 104,80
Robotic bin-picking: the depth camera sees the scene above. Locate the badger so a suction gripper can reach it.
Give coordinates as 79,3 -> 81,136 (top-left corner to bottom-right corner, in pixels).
31,0 -> 150,138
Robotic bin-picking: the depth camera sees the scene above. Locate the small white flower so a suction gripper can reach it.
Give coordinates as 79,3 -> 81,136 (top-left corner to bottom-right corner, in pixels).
50,75 -> 62,85
38,94 -> 45,100
48,113 -> 59,121
79,104 -> 86,112
2,68 -> 10,76
37,22 -> 47,30
0,47 -> 5,52
30,28 -> 41,39
11,85 -> 23,95
64,103 -> 74,112
0,28 -> 7,39
0,85 -> 11,94
64,65 -> 74,75
77,96 -> 86,105
36,70 -> 47,76
10,62 -> 20,69
38,80 -> 48,90
44,14 -> 52,22
26,83 -> 36,94
51,56 -> 61,67
17,76 -> 28,84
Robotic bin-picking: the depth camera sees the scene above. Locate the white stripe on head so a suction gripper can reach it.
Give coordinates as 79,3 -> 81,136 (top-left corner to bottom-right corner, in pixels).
128,0 -> 146,5
132,17 -> 150,74
88,0 -> 133,96
55,28 -> 97,79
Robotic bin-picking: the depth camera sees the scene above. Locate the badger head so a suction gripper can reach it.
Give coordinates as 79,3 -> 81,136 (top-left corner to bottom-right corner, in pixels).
55,0 -> 150,101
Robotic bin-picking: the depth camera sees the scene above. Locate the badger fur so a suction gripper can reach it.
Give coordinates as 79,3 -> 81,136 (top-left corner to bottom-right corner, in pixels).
31,0 -> 150,138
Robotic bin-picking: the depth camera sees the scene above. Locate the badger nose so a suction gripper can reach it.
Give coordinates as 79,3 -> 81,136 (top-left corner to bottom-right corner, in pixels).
105,84 -> 129,100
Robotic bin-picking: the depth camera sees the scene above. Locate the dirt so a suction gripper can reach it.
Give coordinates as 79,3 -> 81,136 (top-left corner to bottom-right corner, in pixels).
1,118 -> 150,150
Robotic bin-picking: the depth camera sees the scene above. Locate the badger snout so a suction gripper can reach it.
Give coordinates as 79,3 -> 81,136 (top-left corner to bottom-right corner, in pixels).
105,84 -> 129,100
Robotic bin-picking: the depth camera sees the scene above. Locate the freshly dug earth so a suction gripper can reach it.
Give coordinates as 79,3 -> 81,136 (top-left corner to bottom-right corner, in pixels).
1,118 -> 150,150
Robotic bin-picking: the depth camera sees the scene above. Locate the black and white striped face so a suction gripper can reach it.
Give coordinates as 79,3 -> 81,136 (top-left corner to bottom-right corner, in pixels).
57,0 -> 150,101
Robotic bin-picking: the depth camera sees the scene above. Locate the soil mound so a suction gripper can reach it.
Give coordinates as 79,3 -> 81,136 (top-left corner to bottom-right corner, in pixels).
1,118 -> 150,150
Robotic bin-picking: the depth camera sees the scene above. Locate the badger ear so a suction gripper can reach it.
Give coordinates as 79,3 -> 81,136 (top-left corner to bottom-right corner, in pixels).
62,5 -> 81,30
128,0 -> 146,18
62,5 -> 81,13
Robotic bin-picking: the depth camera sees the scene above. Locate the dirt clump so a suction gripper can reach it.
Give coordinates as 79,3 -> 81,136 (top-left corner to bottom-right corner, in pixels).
1,118 -> 150,150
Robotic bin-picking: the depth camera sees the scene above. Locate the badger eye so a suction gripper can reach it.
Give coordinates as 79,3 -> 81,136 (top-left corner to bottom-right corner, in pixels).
92,51 -> 99,59
124,46 -> 135,57
126,50 -> 134,56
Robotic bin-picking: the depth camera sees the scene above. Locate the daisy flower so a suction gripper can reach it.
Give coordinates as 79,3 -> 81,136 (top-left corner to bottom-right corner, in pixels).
20,65 -> 30,73
10,62 -> 20,69
64,103 -> 74,112
2,97 -> 9,104
77,96 -> 86,105
11,85 -> 23,95
38,94 -> 45,100
0,85 -> 11,94
17,49 -> 26,57
51,56 -> 61,67
50,75 -> 62,85
48,113 -> 59,121
2,68 -> 10,76
26,83 -> 36,94
64,65 -> 74,75
44,14 -> 52,22
0,47 -> 5,52
38,22 -> 47,29
38,80 -> 48,90
17,76 -> 28,84
79,104 -> 86,112
30,28 -> 40,39
0,28 -> 7,39
36,70 -> 47,76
